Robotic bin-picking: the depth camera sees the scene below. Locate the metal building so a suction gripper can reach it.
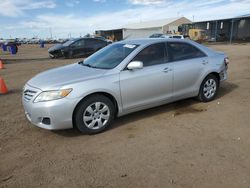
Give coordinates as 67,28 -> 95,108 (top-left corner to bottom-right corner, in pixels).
122,17 -> 191,39
181,14 -> 250,42
96,17 -> 191,41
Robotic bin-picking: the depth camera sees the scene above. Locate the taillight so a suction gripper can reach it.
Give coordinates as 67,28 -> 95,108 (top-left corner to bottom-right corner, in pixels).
224,57 -> 229,65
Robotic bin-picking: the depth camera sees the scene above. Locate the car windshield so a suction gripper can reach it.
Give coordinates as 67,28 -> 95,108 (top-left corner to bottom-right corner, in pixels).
81,43 -> 138,69
62,39 -> 76,46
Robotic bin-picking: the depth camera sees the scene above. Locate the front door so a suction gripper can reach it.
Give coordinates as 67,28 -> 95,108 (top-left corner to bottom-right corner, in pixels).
120,43 -> 173,111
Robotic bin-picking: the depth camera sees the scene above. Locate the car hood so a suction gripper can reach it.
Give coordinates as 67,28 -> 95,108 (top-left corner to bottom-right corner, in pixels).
27,63 -> 107,90
48,44 -> 64,52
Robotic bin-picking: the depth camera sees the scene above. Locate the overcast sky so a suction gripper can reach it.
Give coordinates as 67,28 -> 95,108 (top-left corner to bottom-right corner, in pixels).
0,0 -> 249,39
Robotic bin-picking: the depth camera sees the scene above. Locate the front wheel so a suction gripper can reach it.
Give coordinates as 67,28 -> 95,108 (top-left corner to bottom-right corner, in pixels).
74,94 -> 115,134
198,74 -> 219,102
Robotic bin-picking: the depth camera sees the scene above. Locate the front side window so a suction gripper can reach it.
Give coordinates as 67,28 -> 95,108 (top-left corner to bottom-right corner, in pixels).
167,42 -> 206,62
71,40 -> 84,47
132,43 -> 166,67
82,43 -> 138,69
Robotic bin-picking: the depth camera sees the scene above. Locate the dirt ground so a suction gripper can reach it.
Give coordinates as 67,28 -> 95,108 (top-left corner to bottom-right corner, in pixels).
0,43 -> 250,188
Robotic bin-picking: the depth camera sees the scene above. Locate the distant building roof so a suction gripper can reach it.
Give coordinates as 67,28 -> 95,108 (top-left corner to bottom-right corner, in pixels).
122,17 -> 191,29
191,14 -> 250,23
235,14 -> 250,18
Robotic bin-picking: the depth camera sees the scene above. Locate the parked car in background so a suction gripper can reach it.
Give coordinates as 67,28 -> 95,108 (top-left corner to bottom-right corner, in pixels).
23,38 -> 228,134
48,37 -> 108,58
149,33 -> 184,39
170,35 -> 184,39
94,36 -> 113,44
149,33 -> 165,38
94,36 -> 106,41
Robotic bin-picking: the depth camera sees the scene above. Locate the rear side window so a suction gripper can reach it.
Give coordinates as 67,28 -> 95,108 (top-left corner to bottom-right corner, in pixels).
86,39 -> 106,48
167,42 -> 206,62
85,39 -> 96,46
132,43 -> 166,67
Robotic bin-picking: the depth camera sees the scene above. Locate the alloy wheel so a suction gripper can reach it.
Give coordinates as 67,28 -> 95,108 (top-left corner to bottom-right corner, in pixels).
203,79 -> 217,99
83,102 -> 110,130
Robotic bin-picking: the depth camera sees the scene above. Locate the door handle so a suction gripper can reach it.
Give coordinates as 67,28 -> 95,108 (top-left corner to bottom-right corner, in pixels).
163,67 -> 172,73
202,60 -> 208,65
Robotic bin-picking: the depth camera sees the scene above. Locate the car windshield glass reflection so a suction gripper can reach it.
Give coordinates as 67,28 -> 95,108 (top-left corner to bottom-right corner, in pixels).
82,43 -> 138,69
63,40 -> 75,46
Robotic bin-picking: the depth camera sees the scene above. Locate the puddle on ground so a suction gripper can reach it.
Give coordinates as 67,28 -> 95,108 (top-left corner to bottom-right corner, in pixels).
174,107 -> 207,116
127,134 -> 135,139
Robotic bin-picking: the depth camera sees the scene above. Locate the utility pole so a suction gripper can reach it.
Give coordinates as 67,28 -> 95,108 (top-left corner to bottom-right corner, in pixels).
49,28 -> 52,39
230,19 -> 234,44
215,21 -> 218,42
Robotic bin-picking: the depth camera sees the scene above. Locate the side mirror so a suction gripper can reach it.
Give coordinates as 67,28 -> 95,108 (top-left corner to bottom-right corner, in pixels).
127,61 -> 143,70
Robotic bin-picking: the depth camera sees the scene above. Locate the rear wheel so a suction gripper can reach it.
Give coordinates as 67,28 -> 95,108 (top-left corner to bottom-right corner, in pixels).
198,74 -> 219,102
74,94 -> 115,134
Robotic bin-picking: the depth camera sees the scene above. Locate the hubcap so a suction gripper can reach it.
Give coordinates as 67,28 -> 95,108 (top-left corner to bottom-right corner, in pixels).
83,102 -> 110,130
203,79 -> 217,99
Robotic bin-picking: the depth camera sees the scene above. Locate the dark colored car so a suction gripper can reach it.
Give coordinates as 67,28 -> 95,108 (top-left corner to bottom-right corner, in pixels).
149,33 -> 165,38
48,38 -> 108,58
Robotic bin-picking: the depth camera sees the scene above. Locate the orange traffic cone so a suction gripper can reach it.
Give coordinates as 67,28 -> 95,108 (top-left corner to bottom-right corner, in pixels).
0,77 -> 8,94
0,59 -> 4,69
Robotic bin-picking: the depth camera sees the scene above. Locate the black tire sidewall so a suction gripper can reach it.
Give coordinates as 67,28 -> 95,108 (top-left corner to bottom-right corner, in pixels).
198,74 -> 219,102
74,95 -> 115,134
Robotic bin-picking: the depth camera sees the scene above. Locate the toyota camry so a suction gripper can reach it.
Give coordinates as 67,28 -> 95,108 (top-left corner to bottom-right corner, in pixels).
22,38 -> 228,134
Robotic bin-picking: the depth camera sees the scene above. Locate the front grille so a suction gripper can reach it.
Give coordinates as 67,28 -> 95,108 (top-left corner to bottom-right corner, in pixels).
23,89 -> 37,102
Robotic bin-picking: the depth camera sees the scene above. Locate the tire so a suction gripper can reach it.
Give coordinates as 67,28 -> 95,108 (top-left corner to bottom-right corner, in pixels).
74,94 -> 115,134
197,74 -> 219,102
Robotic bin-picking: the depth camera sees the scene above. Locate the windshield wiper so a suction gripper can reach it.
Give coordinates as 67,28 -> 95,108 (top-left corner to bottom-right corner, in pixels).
78,60 -> 84,65
84,64 -> 94,68
78,61 -> 108,69
79,61 -> 96,68
78,60 -> 91,67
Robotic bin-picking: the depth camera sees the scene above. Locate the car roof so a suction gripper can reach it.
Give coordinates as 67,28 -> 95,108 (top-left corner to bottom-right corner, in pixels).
117,38 -> 187,45
71,37 -> 100,41
117,38 -> 216,55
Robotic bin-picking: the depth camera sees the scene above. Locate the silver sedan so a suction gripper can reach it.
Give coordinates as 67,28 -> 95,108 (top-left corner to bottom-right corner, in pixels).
22,38 -> 228,134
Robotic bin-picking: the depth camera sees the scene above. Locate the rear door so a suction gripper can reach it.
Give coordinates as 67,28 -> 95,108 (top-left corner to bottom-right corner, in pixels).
84,39 -> 96,55
167,42 -> 208,99
92,39 -> 107,52
120,42 -> 173,111
84,38 -> 106,55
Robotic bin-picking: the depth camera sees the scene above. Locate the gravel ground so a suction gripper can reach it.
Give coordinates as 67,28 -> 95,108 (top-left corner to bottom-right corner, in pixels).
0,43 -> 250,188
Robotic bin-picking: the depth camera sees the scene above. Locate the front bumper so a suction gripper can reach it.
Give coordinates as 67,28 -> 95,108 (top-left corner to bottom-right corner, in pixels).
22,84 -> 79,130
220,69 -> 227,82
48,50 -> 63,58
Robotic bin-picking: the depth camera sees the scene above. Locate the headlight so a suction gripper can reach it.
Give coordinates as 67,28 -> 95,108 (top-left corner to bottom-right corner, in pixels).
34,89 -> 72,103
